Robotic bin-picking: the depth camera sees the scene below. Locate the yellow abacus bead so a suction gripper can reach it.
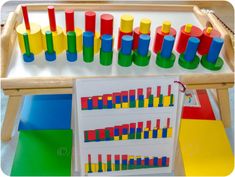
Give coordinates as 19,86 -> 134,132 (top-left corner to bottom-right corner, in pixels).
184,24 -> 192,33
94,32 -> 100,54
206,27 -> 213,34
41,26 -> 65,54
120,14 -> 134,33
16,23 -> 43,54
161,21 -> 171,34
139,18 -> 151,34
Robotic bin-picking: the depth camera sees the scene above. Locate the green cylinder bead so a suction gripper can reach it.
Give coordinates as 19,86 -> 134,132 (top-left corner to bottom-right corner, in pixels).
67,31 -> 76,53
133,50 -> 151,66
45,31 -> 54,53
83,46 -> 94,63
100,50 -> 113,66
118,51 -> 133,67
23,33 -> 31,56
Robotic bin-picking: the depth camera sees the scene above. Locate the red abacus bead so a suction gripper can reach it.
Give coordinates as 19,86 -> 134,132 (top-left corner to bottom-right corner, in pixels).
22,5 -> 30,30
197,29 -> 221,55
100,14 -> 113,36
176,25 -> 202,54
133,27 -> 141,50
48,6 -> 56,32
117,28 -> 133,50
65,9 -> 74,32
85,11 -> 96,33
153,26 -> 176,54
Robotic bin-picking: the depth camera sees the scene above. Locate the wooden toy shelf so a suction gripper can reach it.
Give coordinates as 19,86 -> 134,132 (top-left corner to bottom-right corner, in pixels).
0,3 -> 234,147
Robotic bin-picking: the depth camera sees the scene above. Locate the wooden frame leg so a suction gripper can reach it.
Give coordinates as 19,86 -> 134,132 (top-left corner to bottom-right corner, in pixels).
174,142 -> 185,176
216,88 -> 231,128
1,95 -> 22,141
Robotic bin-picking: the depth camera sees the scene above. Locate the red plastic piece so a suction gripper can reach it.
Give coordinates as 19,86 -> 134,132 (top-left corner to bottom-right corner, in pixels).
122,124 -> 129,132
106,127 -> 114,138
88,154 -> 91,163
48,6 -> 56,31
176,25 -> 202,53
137,88 -> 143,96
157,86 -> 161,97
122,155 -> 128,160
103,94 -> 111,106
99,129 -> 105,140
112,92 -> 120,104
168,85 -> 171,96
149,159 -> 154,166
198,28 -> 221,55
115,155 -> 120,160
117,28 -> 133,50
98,154 -> 102,162
138,122 -> 143,130
88,130 -> 96,141
166,157 -> 170,166
85,11 -> 96,33
130,123 -> 136,129
65,9 -> 74,32
92,96 -> 99,108
22,5 -> 30,30
100,14 -> 113,36
146,120 -> 151,130
129,90 -> 135,96
81,97 -> 88,109
107,154 -> 111,161
167,118 -> 170,128
158,158 -> 162,167
156,119 -> 160,129
147,87 -> 152,98
153,26 -> 176,53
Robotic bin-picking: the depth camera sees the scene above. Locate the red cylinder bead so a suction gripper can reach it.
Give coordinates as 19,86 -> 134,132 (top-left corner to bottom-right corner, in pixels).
176,25 -> 202,54
22,5 -> 30,30
65,9 -> 74,32
100,14 -> 113,36
85,11 -> 96,33
153,26 -> 176,54
117,28 -> 133,50
48,6 -> 56,32
197,28 -> 221,55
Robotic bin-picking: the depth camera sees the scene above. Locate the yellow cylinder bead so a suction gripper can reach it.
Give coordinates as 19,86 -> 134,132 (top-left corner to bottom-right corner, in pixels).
139,18 -> 151,34
184,24 -> 192,33
16,23 -> 43,54
94,32 -> 101,54
120,14 -> 134,33
41,26 -> 65,54
161,21 -> 171,34
64,27 -> 83,53
206,27 -> 213,34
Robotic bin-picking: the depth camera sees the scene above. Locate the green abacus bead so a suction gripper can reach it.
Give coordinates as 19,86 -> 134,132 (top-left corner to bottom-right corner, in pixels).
201,55 -> 224,71
118,51 -> 133,67
100,50 -> 113,66
156,52 -> 175,68
67,31 -> 76,53
23,33 -> 31,56
45,31 -> 54,53
133,50 -> 151,66
178,53 -> 200,69
83,46 -> 94,63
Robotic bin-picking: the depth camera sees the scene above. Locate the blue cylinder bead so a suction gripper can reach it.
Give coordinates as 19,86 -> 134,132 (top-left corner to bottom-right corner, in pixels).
184,37 -> 200,62
161,35 -> 175,58
121,35 -> 133,55
137,34 -> 150,56
101,34 -> 113,52
83,31 -> 94,47
207,37 -> 224,63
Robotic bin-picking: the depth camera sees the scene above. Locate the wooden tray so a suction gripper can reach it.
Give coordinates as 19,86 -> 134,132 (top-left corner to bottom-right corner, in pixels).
1,3 -> 234,91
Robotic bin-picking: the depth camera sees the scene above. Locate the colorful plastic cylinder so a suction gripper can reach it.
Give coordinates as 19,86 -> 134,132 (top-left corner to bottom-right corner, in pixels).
100,14 -> 113,36
139,18 -> 151,34
118,35 -> 133,67
66,31 -> 77,62
198,27 -> 221,55
85,11 -> 96,33
100,34 -> 113,66
176,24 -> 202,53
133,27 -> 151,50
201,37 -> 224,71
153,21 -> 176,53
22,33 -> 34,62
65,9 -> 74,32
179,37 -> 200,69
156,35 -> 176,68
64,28 -> 82,53
21,5 -> 30,30
83,31 -> 94,62
133,34 -> 151,66
45,31 -> 56,61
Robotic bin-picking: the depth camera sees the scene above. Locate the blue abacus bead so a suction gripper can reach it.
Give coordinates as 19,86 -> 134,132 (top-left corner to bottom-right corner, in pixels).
45,51 -> 56,61
161,35 -> 175,58
101,34 -> 113,52
121,35 -> 133,55
23,53 -> 34,62
83,31 -> 94,47
184,37 -> 200,62
66,51 -> 77,62
137,34 -> 150,56
207,37 -> 224,63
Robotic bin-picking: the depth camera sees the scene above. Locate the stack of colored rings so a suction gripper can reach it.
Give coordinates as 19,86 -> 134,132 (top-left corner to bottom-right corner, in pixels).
100,34 -> 113,66
83,31 -> 94,63
118,35 -> 133,67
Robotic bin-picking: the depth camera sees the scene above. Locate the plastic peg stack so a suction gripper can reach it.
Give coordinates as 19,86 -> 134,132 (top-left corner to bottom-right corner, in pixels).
201,37 -> 224,71
117,14 -> 134,49
16,5 -> 43,55
100,14 -> 114,36
83,31 -> 94,62
133,18 -> 151,50
45,31 -> 56,61
100,34 -> 113,66
178,37 -> 200,69
156,35 -> 175,68
42,6 -> 65,54
118,35 -> 133,67
133,34 -> 151,66
66,31 -> 77,62
176,24 -> 202,53
153,21 -> 176,53
22,33 -> 34,62
198,27 -> 221,55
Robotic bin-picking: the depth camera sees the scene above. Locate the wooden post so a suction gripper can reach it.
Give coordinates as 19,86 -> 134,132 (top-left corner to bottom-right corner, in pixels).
216,88 -> 231,128
1,95 -> 22,141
